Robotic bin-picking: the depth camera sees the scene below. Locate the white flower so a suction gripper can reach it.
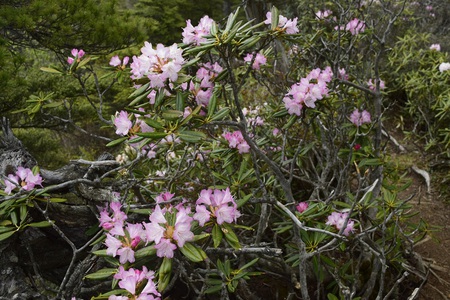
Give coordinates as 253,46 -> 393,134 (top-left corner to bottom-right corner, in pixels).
439,62 -> 450,73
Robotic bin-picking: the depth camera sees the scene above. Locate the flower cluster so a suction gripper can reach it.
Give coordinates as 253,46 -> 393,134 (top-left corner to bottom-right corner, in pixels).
99,201 -> 144,265
109,266 -> 161,300
244,52 -> 267,70
144,205 -> 194,258
67,48 -> 85,64
130,42 -> 184,88
349,109 -> 371,126
3,167 -> 43,195
182,15 -> 214,45
264,12 -> 299,34
193,188 -> 241,226
222,130 -> 250,153
326,212 -> 355,236
283,67 -> 333,116
182,62 -> 223,106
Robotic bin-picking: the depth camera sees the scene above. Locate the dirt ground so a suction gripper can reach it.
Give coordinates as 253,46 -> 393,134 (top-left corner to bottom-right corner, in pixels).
386,129 -> 450,300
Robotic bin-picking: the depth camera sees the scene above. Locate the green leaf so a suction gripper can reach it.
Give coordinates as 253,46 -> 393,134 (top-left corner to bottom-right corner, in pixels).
129,90 -> 151,106
136,131 -> 167,140
84,268 -> 117,280
25,220 -> 52,228
272,108 -> 288,118
210,107 -> 230,121
158,257 -> 172,292
128,82 -> 151,99
270,6 -> 280,31
92,249 -> 109,256
282,114 -> 297,129
0,230 -> 15,242
135,245 -> 157,258
207,93 -> 218,118
212,223 -> 223,248
205,284 -> 223,294
192,233 -> 210,242
224,7 -> 239,34
77,56 -> 92,68
106,137 -> 128,147
179,242 -> 208,262
236,194 -> 252,208
20,205 -> 27,223
162,109 -> 184,120
327,293 -> 339,300
176,92 -> 186,112
182,57 -> 201,69
11,211 -> 18,226
0,226 -> 14,234
42,102 -> 62,109
40,67 -> 62,74
144,118 -> 165,130
178,130 -> 206,143
221,223 -> 241,250
49,197 -> 67,203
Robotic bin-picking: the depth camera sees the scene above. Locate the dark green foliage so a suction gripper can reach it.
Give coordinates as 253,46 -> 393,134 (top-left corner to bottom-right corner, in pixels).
132,0 -> 240,44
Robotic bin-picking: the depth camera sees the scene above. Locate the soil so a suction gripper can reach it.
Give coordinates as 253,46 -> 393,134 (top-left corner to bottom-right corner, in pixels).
385,128 -> 450,300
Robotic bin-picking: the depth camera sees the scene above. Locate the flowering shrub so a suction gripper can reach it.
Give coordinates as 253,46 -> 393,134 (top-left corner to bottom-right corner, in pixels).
1,2 -> 433,299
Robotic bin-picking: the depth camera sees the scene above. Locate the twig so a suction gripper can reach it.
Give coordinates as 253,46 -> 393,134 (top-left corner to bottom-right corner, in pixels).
411,165 -> 431,194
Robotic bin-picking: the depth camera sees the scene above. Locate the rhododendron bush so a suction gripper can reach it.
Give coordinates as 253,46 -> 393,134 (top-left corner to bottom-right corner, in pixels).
1,2 -> 431,299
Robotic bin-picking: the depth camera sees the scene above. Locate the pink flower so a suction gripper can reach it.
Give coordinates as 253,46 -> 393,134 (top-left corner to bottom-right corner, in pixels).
338,68 -> 349,80
272,128 -> 280,136
283,68 -> 333,115
296,202 -> 308,213
193,188 -> 240,226
367,79 -> 386,90
113,266 -> 160,299
99,201 -> 128,235
105,234 -> 123,257
430,44 -> 441,51
316,10 -> 332,19
143,204 -> 194,258
3,167 -> 43,194
345,18 -> 365,35
130,42 -> 184,88
193,205 -> 211,226
4,174 -> 19,195
114,111 -> 133,136
110,55 -> 130,67
154,238 -> 177,258
102,215 -> 144,264
326,212 -> 355,236
184,62 -> 223,107
182,15 -> 214,45
222,131 -> 250,153
350,109 -> 371,126
155,192 -> 175,204
244,52 -> 267,70
264,12 -> 299,34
